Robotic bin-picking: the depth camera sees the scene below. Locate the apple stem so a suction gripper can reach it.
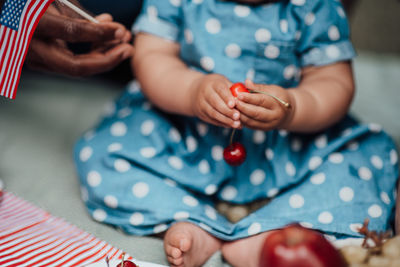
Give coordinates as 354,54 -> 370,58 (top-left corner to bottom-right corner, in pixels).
229,129 -> 236,146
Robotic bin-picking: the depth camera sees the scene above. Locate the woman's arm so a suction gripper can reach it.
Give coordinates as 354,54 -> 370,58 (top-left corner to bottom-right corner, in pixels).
285,61 -> 355,132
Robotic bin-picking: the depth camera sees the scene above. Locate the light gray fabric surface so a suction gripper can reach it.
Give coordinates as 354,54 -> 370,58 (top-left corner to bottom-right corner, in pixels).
0,51 -> 399,266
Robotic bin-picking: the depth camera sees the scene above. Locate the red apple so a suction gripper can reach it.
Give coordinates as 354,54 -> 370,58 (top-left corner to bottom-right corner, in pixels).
223,142 -> 246,166
230,82 -> 249,97
259,224 -> 348,267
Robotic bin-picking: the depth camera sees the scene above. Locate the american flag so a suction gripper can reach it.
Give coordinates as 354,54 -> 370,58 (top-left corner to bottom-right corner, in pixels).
0,0 -> 54,99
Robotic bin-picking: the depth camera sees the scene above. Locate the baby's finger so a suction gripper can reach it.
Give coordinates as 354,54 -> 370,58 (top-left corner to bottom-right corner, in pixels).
240,112 -> 275,131
206,90 -> 240,121
215,82 -> 236,109
236,99 -> 276,122
203,102 -> 240,128
237,92 -> 276,109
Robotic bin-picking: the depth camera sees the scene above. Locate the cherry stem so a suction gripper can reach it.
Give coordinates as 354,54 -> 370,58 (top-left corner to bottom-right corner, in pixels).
229,128 -> 236,146
121,252 -> 125,266
249,89 -> 291,109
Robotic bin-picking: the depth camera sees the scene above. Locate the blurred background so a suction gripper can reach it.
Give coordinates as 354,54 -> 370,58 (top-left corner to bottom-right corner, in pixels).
0,1 -> 399,266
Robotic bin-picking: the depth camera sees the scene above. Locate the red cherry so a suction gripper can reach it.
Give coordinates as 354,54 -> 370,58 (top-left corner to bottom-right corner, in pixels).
259,224 -> 348,267
230,82 -> 249,97
223,142 -> 246,166
116,260 -> 138,267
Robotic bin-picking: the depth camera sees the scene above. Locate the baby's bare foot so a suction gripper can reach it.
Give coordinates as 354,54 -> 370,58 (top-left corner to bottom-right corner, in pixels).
164,222 -> 222,267
222,231 -> 271,267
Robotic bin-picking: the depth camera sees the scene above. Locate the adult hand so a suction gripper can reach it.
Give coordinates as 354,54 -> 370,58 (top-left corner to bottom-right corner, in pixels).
26,2 -> 134,76
191,74 -> 240,129
235,80 -> 294,131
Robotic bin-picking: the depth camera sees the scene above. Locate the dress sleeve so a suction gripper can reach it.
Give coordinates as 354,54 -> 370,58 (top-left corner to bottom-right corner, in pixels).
132,0 -> 182,42
295,0 -> 356,67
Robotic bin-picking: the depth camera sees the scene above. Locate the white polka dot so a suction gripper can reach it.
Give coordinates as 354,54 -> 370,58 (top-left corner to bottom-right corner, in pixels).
390,149 -> 398,165
205,205 -> 217,220
368,123 -> 382,133
280,19 -> 288,33
141,120 -> 155,136
370,155 -> 383,169
265,148 -> 274,160
174,211 -> 190,220
337,6 -> 345,18
93,209 -> 107,222
147,6 -> 158,18
310,172 -> 326,185
315,135 -> 327,148
326,45 -> 340,59
305,13 -> 315,25
87,171 -> 102,187
246,68 -> 255,80
184,29 -> 193,44
339,187 -> 354,202
295,30 -> 302,40
200,56 -> 215,71
264,45 -> 280,59
104,195 -> 118,208
114,159 -> 130,172
154,224 -> 168,234
309,156 -> 322,170
211,145 -> 224,161
169,128 -> 182,142
117,107 -> 132,118
250,169 -> 266,185
291,138 -> 302,152
318,211 -> 333,224
299,222 -> 313,228
279,130 -> 288,137
285,162 -> 296,176
127,80 -> 140,94
234,5 -> 250,17
107,143 -> 122,152
79,146 -> 93,162
380,192 -> 391,204
140,147 -> 157,158
205,184 -> 217,195
168,156 -> 184,170
83,130 -> 95,141
110,122 -> 127,137
193,0 -> 203,3
328,25 -> 340,41
248,222 -> 262,235
358,167 -> 372,181
205,18 -> 221,34
267,188 -> 279,198
349,223 -> 363,233
368,204 -> 382,218
221,186 -> 237,200
169,0 -> 181,7
289,194 -> 304,208
329,153 -> 344,164
130,212 -> 144,225
255,28 -> 271,43
80,186 -> 89,202
283,65 -> 296,80
132,182 -> 150,198
341,128 -> 352,137
291,0 -> 305,5
164,178 -> 177,187
186,136 -> 198,153
142,102 -> 152,110
199,223 -> 212,232
347,141 -> 359,151
253,130 -> 266,144
225,43 -> 242,58
199,159 -> 210,174
183,195 -> 199,207
196,123 -> 208,136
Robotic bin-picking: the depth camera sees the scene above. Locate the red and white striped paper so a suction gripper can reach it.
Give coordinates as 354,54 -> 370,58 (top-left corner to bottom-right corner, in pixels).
0,191 -> 131,266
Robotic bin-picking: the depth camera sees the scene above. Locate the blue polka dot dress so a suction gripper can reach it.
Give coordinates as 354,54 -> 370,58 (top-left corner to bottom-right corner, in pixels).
74,0 -> 399,241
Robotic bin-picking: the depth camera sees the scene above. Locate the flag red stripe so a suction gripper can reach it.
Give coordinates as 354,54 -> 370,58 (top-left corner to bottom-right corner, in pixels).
0,27 -> 12,95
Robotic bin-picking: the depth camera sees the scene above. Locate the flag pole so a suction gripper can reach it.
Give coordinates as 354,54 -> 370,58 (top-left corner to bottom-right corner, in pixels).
57,0 -> 99,24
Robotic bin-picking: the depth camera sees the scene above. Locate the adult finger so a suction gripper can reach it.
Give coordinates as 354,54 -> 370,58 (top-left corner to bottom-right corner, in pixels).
35,13 -> 126,43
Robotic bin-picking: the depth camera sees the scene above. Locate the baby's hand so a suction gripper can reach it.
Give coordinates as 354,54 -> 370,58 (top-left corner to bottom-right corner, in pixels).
235,80 -> 293,131
191,74 -> 241,128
